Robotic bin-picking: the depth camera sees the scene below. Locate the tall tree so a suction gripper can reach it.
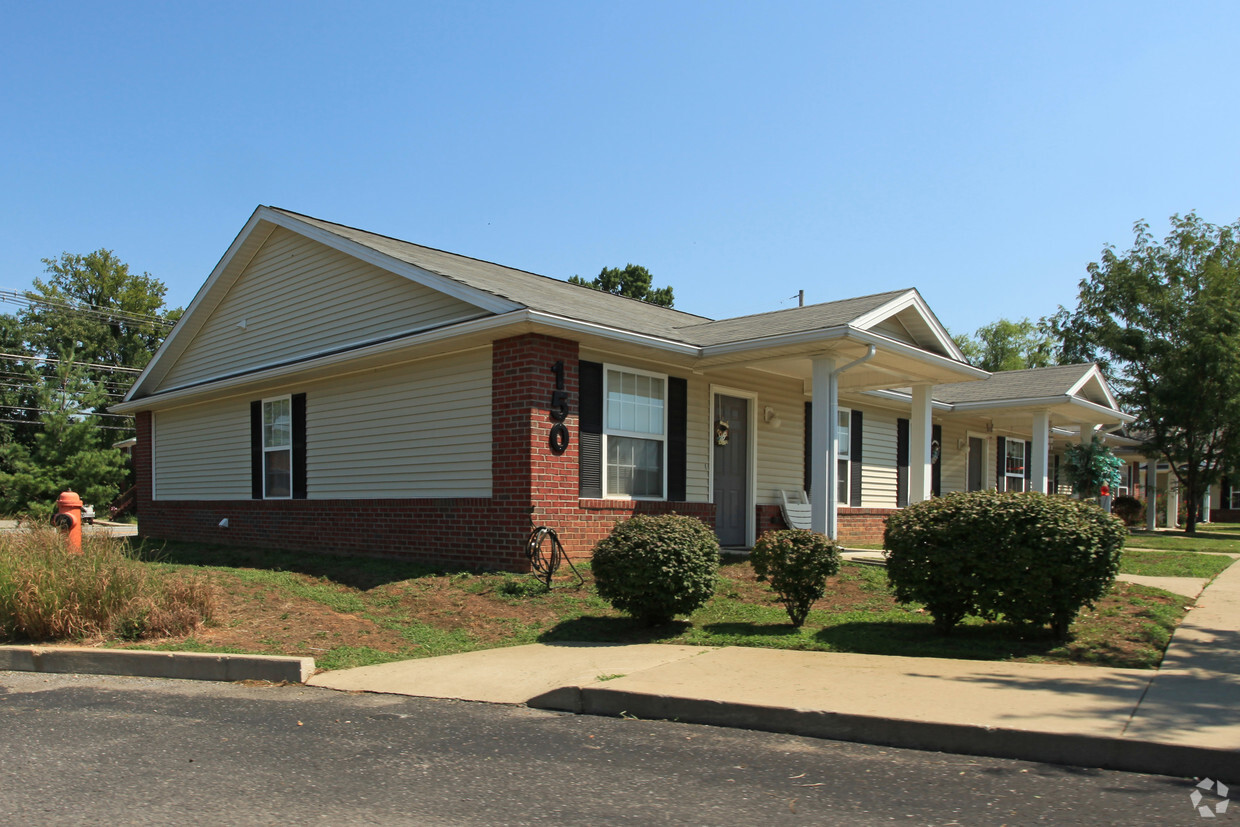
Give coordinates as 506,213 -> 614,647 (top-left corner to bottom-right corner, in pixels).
568,264 -> 674,308
0,249 -> 180,515
1052,213 -> 1240,533
953,317 -> 1059,372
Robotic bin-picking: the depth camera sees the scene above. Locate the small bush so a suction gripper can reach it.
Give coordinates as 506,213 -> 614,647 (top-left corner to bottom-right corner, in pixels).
591,514 -> 719,625
1111,495 -> 1144,526
750,530 -> 841,627
0,527 -> 215,641
884,490 -> 1126,639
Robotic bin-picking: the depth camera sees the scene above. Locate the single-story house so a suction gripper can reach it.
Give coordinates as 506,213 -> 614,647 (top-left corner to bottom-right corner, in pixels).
112,207 -> 1134,569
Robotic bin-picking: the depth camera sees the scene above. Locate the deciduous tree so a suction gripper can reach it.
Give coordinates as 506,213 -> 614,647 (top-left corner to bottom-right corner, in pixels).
568,264 -> 674,307
1052,213 -> 1240,533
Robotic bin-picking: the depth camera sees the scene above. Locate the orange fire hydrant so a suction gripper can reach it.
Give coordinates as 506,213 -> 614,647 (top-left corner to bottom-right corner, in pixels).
53,490 -> 83,553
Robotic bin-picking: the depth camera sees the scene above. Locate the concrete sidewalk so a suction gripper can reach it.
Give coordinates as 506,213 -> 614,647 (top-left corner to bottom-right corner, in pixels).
311,563 -> 1240,779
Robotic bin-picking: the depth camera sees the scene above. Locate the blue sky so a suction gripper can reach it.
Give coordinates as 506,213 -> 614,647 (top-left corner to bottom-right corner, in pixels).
3,1 -> 1238,337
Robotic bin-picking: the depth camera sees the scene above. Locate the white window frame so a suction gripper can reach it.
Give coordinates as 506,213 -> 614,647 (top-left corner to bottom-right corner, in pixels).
1005,438 -> 1027,493
837,406 -> 851,506
1229,485 -> 1240,511
262,394 -> 293,500
602,365 -> 668,500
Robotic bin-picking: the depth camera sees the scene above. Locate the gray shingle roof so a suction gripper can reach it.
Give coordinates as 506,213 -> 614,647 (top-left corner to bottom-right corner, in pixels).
933,363 -> 1095,404
271,208 -> 914,347
671,291 -> 911,346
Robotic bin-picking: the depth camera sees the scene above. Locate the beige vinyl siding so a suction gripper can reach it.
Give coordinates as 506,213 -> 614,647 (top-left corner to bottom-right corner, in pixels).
153,400 -> 252,500
859,409 -> 899,507
151,348 -> 491,501
305,348 -> 491,498
157,228 -> 486,391
870,317 -> 917,346
937,419 -> 970,494
741,372 -> 808,506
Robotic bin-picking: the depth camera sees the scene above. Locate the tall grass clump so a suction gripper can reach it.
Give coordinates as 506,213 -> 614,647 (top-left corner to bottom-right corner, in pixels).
0,527 -> 215,641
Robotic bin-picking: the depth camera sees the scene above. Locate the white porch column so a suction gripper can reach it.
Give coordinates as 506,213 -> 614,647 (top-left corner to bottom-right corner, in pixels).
1168,480 -> 1179,530
810,356 -> 838,537
1203,488 -> 1212,523
1030,411 -> 1050,494
909,384 -> 933,503
1145,462 -> 1157,531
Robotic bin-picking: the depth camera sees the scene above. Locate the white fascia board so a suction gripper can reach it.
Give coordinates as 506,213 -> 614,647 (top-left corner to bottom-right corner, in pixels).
111,311 -> 532,413
697,326 -> 986,381
123,208 -> 274,402
949,395 -> 1137,424
861,388 -> 954,412
264,208 -> 523,315
524,311 -> 701,357
1066,364 -> 1121,411
846,328 -> 986,378
849,289 -> 967,362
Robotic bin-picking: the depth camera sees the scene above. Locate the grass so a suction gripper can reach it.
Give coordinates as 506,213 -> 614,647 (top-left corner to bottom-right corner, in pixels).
1125,522 -> 1240,554
1121,550 -> 1235,579
0,528 -> 214,641
0,536 -> 1200,672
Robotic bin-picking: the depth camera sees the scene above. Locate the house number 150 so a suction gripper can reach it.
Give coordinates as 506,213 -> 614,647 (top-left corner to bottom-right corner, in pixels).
549,361 -> 570,454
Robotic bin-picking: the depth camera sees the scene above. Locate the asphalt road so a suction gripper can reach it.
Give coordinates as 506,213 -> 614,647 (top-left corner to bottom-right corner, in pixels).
0,672 -> 1213,825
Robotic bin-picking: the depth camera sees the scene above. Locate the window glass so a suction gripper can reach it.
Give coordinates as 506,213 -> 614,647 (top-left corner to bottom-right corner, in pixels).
262,397 -> 292,499
837,408 -> 851,504
604,368 -> 666,498
1005,439 -> 1026,493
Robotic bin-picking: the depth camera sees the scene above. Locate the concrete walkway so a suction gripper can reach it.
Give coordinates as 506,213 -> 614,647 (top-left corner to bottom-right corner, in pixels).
311,561 -> 1240,778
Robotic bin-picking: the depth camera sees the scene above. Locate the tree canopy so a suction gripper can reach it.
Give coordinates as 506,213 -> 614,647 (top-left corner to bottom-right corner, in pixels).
568,264 -> 674,308
0,250 -> 180,516
953,317 -> 1060,372
1052,213 -> 1240,533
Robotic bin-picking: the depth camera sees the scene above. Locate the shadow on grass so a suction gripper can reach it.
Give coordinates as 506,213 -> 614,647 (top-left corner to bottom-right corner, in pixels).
698,622 -> 805,639
538,616 -> 690,644
814,620 -> 1066,662
128,538 -> 449,590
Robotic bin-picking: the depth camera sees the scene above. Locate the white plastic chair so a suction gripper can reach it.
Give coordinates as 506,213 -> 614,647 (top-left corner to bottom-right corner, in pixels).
779,489 -> 812,531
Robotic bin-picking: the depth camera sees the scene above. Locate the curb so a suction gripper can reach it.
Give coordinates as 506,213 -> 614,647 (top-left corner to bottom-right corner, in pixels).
0,646 -> 314,684
528,686 -> 1240,780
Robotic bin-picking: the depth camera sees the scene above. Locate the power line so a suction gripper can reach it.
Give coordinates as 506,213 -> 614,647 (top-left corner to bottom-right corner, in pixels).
0,405 -> 133,418
0,352 -> 142,374
0,288 -> 176,328
0,417 -> 133,431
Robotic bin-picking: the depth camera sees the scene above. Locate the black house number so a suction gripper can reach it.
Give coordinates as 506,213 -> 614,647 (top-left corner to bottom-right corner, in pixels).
549,361 -> 570,454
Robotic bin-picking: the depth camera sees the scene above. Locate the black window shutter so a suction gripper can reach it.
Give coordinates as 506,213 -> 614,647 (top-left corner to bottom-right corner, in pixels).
995,436 -> 1006,493
896,417 -> 909,508
803,402 -> 812,494
850,410 -> 863,507
668,377 -> 687,501
932,423 -> 942,497
292,393 -> 307,500
578,361 -> 603,498
1024,439 -> 1032,486
250,400 -> 263,499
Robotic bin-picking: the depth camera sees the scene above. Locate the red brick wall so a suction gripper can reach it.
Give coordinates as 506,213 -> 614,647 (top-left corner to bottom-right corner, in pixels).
761,503 -> 893,546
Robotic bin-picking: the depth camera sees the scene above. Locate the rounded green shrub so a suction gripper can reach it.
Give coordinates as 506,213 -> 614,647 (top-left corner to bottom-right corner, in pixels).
750,530 -> 841,627
591,514 -> 719,625
1111,495 -> 1144,527
884,490 -> 1126,639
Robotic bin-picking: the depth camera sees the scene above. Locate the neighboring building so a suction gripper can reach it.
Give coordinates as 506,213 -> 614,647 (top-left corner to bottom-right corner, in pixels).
112,207 -> 1133,569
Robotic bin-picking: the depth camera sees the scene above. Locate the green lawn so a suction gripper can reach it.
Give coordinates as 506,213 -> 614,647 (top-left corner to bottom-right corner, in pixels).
1124,526 -> 1240,554
1120,550 -> 1235,579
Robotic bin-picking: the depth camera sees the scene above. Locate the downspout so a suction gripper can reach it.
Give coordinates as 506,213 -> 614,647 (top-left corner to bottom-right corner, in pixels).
826,345 -> 877,540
